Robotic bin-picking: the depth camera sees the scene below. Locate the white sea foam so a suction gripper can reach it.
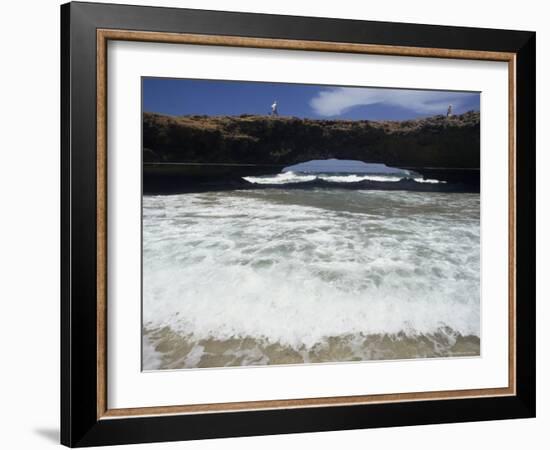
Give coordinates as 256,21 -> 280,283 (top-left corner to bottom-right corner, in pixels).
319,174 -> 403,183
243,171 -> 443,185
143,190 -> 480,355
244,171 -> 316,184
414,178 -> 446,184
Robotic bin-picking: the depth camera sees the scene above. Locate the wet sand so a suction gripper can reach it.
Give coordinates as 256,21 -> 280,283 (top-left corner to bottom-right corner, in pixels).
143,326 -> 480,370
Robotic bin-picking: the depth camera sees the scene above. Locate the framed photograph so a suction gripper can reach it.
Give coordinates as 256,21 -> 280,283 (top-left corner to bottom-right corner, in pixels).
61,1 -> 536,447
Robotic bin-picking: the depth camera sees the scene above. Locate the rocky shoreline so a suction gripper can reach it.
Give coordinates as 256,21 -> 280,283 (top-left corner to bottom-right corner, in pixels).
143,111 -> 480,193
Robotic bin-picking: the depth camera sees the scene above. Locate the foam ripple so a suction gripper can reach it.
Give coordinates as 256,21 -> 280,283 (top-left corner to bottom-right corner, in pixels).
143,190 -> 480,363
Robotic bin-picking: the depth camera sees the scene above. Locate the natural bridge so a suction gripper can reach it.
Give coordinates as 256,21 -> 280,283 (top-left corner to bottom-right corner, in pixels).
143,111 -> 480,193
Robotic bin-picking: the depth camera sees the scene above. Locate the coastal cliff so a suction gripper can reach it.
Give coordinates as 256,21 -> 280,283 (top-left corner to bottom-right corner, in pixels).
143,111 -> 480,192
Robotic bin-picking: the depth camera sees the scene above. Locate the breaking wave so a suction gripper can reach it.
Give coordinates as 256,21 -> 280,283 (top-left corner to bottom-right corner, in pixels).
243,171 -> 444,185
142,189 -> 479,369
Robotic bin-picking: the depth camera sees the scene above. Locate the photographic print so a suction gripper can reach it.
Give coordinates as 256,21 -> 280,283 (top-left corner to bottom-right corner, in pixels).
141,78 -> 481,371
62,6 -> 535,444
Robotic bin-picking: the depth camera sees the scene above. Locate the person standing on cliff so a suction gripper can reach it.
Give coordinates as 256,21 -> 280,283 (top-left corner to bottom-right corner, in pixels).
271,100 -> 279,116
446,104 -> 453,117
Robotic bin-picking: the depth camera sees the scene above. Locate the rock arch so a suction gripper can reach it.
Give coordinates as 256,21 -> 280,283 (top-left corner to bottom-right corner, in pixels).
143,111 -> 480,192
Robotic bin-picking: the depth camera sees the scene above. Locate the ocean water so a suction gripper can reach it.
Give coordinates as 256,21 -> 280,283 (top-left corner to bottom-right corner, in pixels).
142,174 -> 480,370
244,171 -> 443,185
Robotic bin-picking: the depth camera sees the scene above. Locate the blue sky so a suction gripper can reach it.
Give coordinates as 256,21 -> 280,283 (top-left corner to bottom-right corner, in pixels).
143,78 -> 480,121
284,160 -> 408,174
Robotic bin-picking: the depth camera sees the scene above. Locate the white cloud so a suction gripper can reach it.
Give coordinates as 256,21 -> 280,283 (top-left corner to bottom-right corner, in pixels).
309,87 -> 474,117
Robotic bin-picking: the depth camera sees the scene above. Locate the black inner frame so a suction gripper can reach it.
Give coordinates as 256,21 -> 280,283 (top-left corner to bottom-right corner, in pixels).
61,2 -> 536,447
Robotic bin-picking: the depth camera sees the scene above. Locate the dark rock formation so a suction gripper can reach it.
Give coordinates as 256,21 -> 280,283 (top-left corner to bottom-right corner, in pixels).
143,111 -> 480,192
